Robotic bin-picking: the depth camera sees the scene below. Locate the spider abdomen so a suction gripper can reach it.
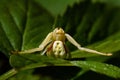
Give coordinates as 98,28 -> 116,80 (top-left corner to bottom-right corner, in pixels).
53,41 -> 65,56
46,41 -> 70,59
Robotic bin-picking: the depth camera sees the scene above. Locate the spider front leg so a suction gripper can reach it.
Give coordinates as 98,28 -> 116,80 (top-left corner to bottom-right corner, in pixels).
65,34 -> 112,56
13,32 -> 53,54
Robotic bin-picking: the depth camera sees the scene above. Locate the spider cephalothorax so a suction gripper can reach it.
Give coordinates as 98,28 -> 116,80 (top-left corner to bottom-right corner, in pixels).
52,28 -> 66,41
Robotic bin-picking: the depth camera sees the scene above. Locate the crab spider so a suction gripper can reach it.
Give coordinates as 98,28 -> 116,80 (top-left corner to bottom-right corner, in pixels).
13,28 -> 112,59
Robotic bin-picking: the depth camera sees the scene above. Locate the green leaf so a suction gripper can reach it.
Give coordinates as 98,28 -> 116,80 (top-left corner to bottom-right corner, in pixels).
8,70 -> 40,80
71,61 -> 120,78
0,0 -> 54,56
92,0 -> 120,7
71,69 -> 88,80
8,54 -> 72,79
10,54 -> 120,79
88,8 -> 112,42
74,3 -> 104,43
10,54 -> 72,69
34,0 -> 80,16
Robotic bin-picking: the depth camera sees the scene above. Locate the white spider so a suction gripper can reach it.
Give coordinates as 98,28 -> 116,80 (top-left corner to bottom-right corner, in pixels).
13,28 -> 112,59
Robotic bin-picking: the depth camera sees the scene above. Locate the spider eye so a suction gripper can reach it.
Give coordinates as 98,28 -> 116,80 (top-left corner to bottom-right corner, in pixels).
54,28 -> 64,34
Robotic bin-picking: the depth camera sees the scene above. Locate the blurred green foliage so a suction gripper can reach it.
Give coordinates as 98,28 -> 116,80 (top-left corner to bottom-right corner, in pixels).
0,0 -> 120,80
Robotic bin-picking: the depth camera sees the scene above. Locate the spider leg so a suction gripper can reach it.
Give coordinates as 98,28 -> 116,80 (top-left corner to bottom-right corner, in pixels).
13,32 -> 53,54
78,47 -> 112,56
65,33 -> 112,56
39,32 -> 53,48
18,48 -> 43,54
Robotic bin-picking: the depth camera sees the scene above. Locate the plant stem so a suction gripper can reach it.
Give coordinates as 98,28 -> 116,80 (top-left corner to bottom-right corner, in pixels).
0,68 -> 17,80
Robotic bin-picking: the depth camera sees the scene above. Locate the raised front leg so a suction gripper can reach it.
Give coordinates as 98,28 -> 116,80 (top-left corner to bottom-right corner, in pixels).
65,33 -> 112,56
